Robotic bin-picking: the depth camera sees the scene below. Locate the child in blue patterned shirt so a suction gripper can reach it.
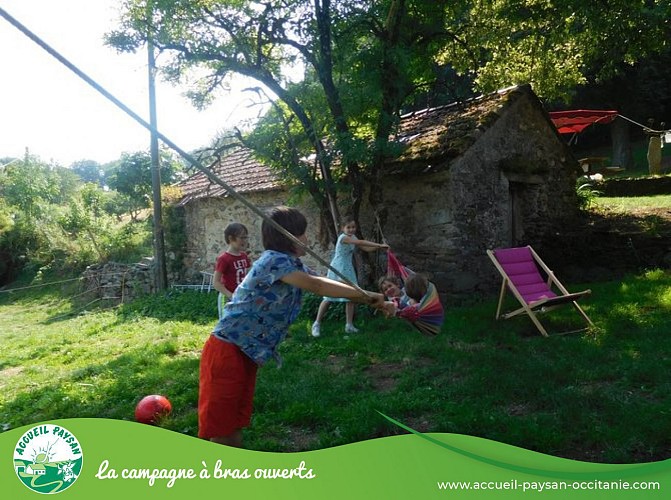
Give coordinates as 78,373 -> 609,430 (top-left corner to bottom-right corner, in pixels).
198,206 -> 392,447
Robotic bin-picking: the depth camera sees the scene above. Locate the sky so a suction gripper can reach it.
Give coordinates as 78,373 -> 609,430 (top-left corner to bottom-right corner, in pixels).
0,0 -> 265,166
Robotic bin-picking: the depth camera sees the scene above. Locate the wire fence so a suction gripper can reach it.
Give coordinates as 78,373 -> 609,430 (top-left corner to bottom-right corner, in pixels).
1,266 -> 213,304
0,266 -> 164,321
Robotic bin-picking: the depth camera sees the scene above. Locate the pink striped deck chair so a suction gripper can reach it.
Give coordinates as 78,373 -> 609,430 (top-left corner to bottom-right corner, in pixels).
487,246 -> 594,337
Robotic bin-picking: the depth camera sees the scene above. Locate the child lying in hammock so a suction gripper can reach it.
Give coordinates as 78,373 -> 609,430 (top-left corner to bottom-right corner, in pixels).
382,249 -> 444,335
378,273 -> 428,312
377,275 -> 410,309
379,272 -> 443,335
403,274 -> 429,305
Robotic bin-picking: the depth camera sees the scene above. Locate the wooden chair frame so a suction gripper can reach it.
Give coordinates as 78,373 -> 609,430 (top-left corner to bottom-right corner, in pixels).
487,246 -> 594,337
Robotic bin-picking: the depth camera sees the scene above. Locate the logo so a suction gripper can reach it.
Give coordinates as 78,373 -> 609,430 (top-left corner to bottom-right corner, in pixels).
13,424 -> 83,494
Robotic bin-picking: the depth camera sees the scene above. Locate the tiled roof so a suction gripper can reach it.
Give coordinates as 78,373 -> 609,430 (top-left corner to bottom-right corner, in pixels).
178,86 -> 532,202
177,147 -> 282,204
390,85 -> 528,169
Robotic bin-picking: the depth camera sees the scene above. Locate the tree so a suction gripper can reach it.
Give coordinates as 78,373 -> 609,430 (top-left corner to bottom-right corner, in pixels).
108,0 -> 455,241
70,159 -> 105,186
443,0 -> 671,101
0,154 -> 98,278
106,149 -> 181,220
0,154 -> 76,219
107,0 -> 670,241
547,29 -> 671,169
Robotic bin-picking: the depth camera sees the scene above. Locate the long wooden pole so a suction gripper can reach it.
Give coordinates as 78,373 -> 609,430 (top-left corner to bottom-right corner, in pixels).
147,40 -> 168,291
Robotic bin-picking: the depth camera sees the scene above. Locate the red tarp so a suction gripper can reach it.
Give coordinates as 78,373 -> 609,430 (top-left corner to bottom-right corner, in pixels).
549,109 -> 619,135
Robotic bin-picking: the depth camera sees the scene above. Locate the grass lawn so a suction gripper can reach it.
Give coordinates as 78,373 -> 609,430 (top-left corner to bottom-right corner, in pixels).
593,194 -> 671,213
2,268 -> 671,463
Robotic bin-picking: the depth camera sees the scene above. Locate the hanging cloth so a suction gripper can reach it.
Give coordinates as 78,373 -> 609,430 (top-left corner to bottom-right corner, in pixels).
386,250 -> 413,281
397,282 -> 444,336
549,110 -> 618,134
385,250 -> 444,336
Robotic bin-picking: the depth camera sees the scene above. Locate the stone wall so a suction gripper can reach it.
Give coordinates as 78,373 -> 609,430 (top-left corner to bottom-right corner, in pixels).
600,175 -> 671,197
356,168 -> 457,293
454,94 -> 577,294
82,260 -> 155,304
356,93 -> 580,298
540,215 -> 671,283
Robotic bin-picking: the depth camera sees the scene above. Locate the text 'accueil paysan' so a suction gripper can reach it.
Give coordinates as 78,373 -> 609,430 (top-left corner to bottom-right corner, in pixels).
13,424 -> 83,494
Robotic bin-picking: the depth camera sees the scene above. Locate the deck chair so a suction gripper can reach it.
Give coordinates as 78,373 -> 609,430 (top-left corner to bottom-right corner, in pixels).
486,246 -> 594,337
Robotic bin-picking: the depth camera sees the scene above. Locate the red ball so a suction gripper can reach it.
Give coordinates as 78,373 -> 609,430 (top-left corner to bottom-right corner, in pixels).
135,395 -> 172,424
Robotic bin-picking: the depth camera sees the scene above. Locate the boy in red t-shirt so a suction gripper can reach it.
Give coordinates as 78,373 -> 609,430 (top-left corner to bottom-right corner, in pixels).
214,223 -> 251,319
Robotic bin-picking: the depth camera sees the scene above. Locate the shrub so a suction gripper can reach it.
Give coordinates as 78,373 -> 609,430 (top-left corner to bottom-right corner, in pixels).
103,221 -> 153,263
576,179 -> 603,210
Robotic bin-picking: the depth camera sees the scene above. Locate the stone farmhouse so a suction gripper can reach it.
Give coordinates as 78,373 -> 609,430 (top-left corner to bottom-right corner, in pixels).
176,84 -> 580,299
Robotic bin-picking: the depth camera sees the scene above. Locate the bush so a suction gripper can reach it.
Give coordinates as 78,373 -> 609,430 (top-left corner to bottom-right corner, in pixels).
576,179 -> 603,210
0,216 -> 47,283
103,221 -> 153,263
162,187 -> 187,276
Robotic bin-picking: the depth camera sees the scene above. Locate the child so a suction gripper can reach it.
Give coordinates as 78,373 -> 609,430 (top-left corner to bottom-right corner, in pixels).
378,275 -> 411,310
394,273 -> 430,323
403,273 -> 429,305
199,206 -> 393,447
213,223 -> 251,319
311,219 -> 389,337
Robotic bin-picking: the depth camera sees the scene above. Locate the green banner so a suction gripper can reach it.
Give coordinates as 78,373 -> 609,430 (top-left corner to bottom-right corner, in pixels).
2,418 -> 669,499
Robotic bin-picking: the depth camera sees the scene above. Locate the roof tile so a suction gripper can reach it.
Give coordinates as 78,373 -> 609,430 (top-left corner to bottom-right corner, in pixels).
178,147 -> 281,204
178,86 -> 530,202
391,85 -> 524,167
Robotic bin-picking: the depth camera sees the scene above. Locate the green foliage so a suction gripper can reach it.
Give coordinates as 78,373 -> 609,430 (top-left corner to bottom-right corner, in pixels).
107,1 -> 473,228
103,191 -> 136,220
107,0 -> 670,236
106,149 -> 182,220
443,0 -> 671,100
161,186 -> 188,275
245,98 -> 325,193
1,156 -> 64,218
101,220 -> 153,264
70,159 -> 104,185
0,200 -> 12,235
0,153 -> 156,282
79,183 -> 107,218
576,180 -> 603,210
0,215 -> 43,283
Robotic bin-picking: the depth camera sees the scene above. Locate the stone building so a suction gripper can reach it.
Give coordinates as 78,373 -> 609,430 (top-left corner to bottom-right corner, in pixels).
177,84 -> 580,299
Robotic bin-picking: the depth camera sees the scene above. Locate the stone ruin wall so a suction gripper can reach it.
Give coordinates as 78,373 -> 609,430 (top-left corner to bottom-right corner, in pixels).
82,260 -> 155,304
446,94 -> 579,295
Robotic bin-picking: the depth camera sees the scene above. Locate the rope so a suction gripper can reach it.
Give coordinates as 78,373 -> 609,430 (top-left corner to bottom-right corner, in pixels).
0,7 -> 374,302
46,298 -> 105,322
375,211 -> 391,280
66,287 -> 103,302
617,114 -> 669,135
0,277 -> 83,293
0,269 -> 145,294
374,213 -> 388,245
